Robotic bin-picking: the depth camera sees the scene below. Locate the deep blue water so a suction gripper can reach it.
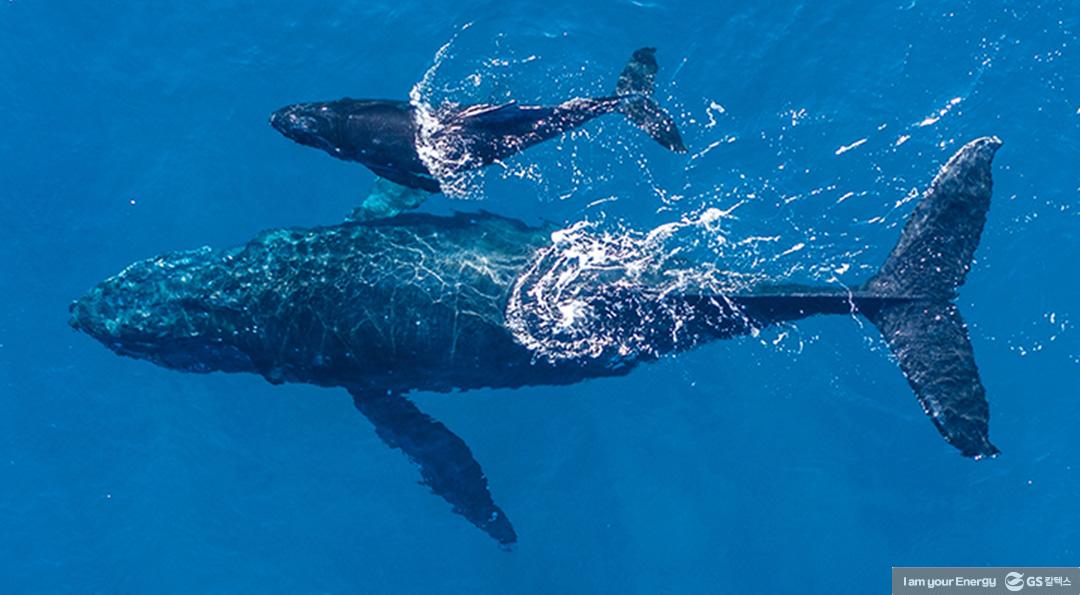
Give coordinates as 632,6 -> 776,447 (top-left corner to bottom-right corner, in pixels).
2,1 -> 1078,593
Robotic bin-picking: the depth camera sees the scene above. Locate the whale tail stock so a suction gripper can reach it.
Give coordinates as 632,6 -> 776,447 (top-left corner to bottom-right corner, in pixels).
730,137 -> 1003,458
613,47 -> 687,153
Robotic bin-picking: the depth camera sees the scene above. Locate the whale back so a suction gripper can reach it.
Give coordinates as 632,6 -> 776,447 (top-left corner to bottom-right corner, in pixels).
218,212 -> 558,391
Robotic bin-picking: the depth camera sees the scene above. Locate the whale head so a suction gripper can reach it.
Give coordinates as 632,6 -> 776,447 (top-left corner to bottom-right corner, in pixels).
69,248 -> 257,375
269,101 -> 349,157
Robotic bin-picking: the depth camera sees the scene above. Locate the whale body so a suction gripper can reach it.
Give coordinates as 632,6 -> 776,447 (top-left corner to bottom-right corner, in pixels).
269,48 -> 686,219
70,138 -> 1003,545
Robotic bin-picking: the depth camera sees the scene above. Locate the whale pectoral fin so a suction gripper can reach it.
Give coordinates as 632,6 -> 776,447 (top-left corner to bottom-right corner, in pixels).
348,177 -> 433,221
348,389 -> 517,546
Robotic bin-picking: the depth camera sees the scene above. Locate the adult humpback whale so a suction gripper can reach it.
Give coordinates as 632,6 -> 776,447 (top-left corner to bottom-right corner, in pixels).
70,138 -> 1002,546
269,47 -> 686,219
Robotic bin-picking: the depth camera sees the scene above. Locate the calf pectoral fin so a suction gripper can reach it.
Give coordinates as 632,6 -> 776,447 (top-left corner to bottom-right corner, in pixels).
348,389 -> 517,546
348,177 -> 432,221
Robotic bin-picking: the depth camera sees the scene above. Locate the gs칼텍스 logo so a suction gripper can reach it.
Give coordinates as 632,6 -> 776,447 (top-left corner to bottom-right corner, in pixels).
1005,571 -> 1025,592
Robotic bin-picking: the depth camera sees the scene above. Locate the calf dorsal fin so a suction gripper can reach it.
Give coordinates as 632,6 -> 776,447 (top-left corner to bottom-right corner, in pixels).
455,101 -> 520,120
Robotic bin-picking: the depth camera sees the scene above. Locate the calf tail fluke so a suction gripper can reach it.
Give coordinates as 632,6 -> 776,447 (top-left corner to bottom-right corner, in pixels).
864,137 -> 1003,458
614,47 -> 687,153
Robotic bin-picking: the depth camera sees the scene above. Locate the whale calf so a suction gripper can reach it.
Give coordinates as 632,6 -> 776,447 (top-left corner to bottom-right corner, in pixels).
269,47 -> 686,219
71,138 -> 1002,545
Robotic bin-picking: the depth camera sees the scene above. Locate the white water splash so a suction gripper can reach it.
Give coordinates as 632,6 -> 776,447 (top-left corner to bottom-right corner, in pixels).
505,207 -> 773,363
405,31 -> 684,205
407,26 -> 486,198
916,96 -> 963,128
835,138 -> 867,155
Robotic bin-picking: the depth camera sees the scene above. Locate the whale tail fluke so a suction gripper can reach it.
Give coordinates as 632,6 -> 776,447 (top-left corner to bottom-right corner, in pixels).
724,138 -> 1002,458
862,137 -> 1003,459
614,47 -> 687,153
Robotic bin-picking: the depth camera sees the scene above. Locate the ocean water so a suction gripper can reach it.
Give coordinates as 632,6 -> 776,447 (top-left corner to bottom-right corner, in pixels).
1,1 -> 1078,593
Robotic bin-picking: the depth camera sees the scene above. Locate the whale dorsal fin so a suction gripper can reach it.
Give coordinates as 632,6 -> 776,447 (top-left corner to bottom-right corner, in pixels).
349,389 -> 517,546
